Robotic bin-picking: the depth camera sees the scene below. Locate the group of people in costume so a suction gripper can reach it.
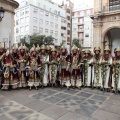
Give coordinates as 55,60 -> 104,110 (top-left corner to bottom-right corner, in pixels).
0,43 -> 120,94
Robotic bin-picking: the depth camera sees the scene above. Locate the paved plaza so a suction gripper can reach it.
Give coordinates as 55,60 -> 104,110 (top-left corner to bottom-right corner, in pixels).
0,87 -> 120,120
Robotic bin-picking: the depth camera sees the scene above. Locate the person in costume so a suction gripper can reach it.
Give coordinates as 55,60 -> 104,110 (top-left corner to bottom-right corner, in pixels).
83,49 -> 93,87
112,47 -> 120,93
40,45 -> 49,86
18,44 -> 27,88
93,47 -> 102,88
2,49 -> 11,90
101,46 -> 112,91
59,45 -> 71,89
71,45 -> 82,89
49,47 -> 58,87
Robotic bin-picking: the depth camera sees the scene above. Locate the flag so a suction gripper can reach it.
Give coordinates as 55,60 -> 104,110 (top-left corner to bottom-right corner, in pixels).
25,34 -> 30,44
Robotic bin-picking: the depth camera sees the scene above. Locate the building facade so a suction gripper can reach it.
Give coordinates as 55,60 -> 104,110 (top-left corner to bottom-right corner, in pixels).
91,0 -> 120,54
0,0 -> 19,47
62,0 -> 74,45
15,0 -> 68,46
72,6 -> 93,50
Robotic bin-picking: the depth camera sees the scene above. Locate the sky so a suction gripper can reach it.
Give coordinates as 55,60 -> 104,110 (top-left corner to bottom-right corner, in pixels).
16,0 -> 94,8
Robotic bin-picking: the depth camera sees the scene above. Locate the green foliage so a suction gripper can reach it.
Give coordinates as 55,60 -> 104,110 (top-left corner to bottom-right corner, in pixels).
72,38 -> 81,49
19,34 -> 54,48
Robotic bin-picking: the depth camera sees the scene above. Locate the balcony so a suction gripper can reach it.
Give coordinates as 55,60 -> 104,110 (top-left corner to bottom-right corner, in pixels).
78,22 -> 84,25
78,29 -> 84,32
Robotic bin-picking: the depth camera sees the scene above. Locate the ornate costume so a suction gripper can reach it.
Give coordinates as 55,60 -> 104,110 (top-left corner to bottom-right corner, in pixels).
83,50 -> 93,87
18,44 -> 27,88
112,47 -> 120,93
49,47 -> 58,87
59,45 -> 71,89
71,45 -> 82,89
101,46 -> 112,91
93,47 -> 102,88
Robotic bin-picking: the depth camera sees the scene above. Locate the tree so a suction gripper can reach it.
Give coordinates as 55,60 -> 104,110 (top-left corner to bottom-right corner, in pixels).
72,38 -> 81,49
19,34 -> 54,48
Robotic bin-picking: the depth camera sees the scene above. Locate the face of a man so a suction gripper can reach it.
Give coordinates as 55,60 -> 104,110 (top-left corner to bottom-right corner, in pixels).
33,51 -> 36,55
52,51 -> 55,55
116,51 -> 120,56
41,49 -> 45,53
73,49 -> 77,53
62,49 -> 65,53
95,50 -> 100,54
105,50 -> 109,55
85,53 -> 88,57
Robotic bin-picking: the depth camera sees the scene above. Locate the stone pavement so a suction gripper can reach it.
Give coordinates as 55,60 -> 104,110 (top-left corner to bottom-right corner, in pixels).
0,87 -> 120,120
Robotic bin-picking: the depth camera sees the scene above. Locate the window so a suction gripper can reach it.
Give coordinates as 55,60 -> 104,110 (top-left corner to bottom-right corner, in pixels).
16,20 -> 19,25
80,19 -> 83,24
25,26 -> 29,31
51,14 -> 54,19
87,10 -> 90,15
20,27 -> 24,33
55,24 -> 58,29
72,18 -> 77,23
55,16 -> 58,21
80,11 -> 84,16
61,26 -> 66,30
25,8 -> 29,14
40,19 -> 43,24
67,30 -> 70,35
33,26 -> 37,33
50,22 -> 53,27
44,5 -> 46,9
38,3 -> 40,7
45,21 -> 49,25
85,33 -> 89,37
50,30 -> 53,35
58,11 -> 60,15
16,28 -> 19,33
20,18 -> 24,24
79,26 -> 83,29
20,10 -> 24,16
16,36 -> 20,42
55,31 -> 58,37
39,28 -> 43,34
45,29 -> 48,34
40,10 -> 44,16
33,17 -> 37,23
34,8 -> 38,14
16,11 -> 19,16
25,17 -> 29,23
73,28 -> 77,31
54,10 -> 57,14
45,12 -> 49,16
61,19 -> 66,23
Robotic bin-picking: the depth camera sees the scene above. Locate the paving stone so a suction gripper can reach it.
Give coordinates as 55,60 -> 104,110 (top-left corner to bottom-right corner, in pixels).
0,113 -> 15,120
43,96 -> 62,104
74,104 -> 97,117
12,96 -> 36,105
92,110 -> 120,120
89,118 -> 97,120
8,106 -> 35,120
82,99 -> 103,109
56,96 -> 86,110
63,89 -> 80,95
57,112 -> 89,120
40,106 -> 68,119
42,89 -> 57,95
106,97 -> 120,106
91,95 -> 107,102
25,100 -> 51,112
31,92 -> 50,100
23,113 -> 54,120
77,92 -> 93,98
54,93 -> 71,99
100,102 -> 120,115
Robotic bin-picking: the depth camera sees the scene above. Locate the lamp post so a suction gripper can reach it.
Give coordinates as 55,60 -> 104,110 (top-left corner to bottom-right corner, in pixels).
0,7 -> 5,22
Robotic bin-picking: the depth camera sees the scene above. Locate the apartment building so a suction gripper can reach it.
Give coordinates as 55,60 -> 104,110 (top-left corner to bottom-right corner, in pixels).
14,0 -> 67,46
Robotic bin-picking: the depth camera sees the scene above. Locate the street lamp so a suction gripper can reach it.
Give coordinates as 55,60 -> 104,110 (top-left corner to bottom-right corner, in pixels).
0,7 -> 5,22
